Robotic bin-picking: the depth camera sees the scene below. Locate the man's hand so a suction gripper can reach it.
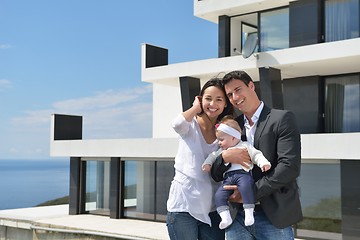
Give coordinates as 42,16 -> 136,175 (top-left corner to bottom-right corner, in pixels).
224,185 -> 242,203
222,148 -> 251,169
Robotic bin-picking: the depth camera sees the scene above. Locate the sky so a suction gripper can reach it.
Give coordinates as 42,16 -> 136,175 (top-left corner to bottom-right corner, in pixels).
0,0 -> 218,160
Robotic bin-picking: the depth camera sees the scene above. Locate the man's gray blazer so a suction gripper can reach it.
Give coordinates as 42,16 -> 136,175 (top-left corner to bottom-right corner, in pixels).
215,105 -> 303,228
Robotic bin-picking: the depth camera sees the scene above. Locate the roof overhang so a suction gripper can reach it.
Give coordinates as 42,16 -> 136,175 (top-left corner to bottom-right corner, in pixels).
142,38 -> 360,84
193,0 -> 293,23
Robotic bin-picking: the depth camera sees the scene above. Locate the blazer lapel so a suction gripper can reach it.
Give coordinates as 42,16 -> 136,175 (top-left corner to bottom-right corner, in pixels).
254,105 -> 271,149
236,115 -> 247,141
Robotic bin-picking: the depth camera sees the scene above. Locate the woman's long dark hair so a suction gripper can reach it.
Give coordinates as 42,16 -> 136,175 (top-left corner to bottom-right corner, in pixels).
199,78 -> 234,122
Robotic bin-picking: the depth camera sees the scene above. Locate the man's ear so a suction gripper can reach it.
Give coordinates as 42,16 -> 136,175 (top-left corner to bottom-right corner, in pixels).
249,81 -> 255,91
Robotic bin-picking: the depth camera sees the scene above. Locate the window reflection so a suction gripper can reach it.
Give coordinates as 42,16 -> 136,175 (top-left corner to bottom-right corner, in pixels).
156,161 -> 174,221
123,160 -> 174,221
325,75 -> 360,133
325,0 -> 360,42
242,23 -> 258,54
260,7 -> 289,51
297,162 -> 342,238
230,13 -> 257,56
124,161 -> 155,219
85,160 -> 110,215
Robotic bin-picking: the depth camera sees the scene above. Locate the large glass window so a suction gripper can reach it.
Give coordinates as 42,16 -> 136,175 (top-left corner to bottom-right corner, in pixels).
325,0 -> 360,42
242,23 -> 258,50
123,161 -> 138,217
230,13 -> 258,57
297,161 -> 342,239
260,7 -> 289,51
156,161 -> 174,221
325,74 -> 360,133
123,160 -> 174,221
85,160 -> 110,215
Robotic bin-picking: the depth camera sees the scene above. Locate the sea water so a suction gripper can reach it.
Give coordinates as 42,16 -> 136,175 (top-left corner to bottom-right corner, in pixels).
0,159 -> 341,214
0,159 -> 69,210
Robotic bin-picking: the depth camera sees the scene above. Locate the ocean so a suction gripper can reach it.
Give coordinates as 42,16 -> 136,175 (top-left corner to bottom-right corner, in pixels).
0,159 -> 340,215
0,159 -> 69,210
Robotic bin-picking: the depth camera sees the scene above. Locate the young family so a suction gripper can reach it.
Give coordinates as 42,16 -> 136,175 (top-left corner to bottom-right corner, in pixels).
166,70 -> 303,240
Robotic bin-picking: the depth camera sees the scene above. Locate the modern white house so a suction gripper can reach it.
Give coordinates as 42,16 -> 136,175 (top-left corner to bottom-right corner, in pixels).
50,1 -> 360,239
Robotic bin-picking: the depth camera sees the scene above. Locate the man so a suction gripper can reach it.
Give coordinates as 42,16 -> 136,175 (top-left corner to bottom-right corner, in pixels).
216,70 -> 302,239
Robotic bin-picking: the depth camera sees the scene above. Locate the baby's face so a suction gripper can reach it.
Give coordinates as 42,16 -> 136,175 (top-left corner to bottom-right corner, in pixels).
216,131 -> 234,150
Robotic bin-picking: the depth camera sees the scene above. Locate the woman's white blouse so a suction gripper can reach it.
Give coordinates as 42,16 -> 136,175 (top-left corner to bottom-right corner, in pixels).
167,114 -> 221,226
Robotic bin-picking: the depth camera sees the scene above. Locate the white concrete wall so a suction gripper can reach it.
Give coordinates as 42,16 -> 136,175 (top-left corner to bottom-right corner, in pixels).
50,132 -> 360,161
152,83 -> 181,138
194,0 -> 290,23
142,39 -> 360,85
301,133 -> 360,160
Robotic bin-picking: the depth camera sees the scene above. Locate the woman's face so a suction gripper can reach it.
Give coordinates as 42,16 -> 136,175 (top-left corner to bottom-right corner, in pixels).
201,86 -> 227,120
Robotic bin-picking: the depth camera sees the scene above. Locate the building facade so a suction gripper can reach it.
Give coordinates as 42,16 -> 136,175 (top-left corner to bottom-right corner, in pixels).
50,1 -> 360,239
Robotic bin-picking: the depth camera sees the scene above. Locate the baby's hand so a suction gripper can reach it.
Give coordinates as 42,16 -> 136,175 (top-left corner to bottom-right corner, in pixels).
202,164 -> 212,172
261,164 -> 271,172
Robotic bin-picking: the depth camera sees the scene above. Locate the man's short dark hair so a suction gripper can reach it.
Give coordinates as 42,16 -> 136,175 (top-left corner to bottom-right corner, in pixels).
222,70 -> 253,86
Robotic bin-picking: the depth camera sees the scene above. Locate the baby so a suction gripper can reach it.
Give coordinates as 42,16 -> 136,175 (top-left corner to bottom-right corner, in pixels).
203,116 -> 271,229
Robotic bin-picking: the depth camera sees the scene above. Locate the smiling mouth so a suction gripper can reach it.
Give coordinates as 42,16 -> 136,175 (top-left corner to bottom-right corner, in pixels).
236,99 -> 244,105
208,108 -> 218,112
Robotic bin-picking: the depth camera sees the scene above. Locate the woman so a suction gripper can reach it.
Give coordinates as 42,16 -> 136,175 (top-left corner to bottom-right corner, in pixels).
166,78 -> 234,240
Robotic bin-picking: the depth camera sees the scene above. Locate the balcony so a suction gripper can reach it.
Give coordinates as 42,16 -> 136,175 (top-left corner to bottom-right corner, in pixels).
142,38 -> 360,84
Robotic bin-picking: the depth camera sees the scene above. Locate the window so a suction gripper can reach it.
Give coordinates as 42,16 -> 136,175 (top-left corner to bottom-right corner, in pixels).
325,74 -> 360,133
230,13 -> 258,56
85,160 -> 110,215
242,24 -> 258,48
325,0 -> 360,42
123,160 -> 174,221
123,161 -> 139,218
297,161 -> 342,239
260,7 -> 289,51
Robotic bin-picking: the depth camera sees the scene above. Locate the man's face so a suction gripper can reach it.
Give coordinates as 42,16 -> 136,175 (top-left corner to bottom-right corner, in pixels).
224,78 -> 255,114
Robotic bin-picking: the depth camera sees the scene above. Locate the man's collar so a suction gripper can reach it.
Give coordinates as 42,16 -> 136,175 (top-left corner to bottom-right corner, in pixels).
244,101 -> 264,125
